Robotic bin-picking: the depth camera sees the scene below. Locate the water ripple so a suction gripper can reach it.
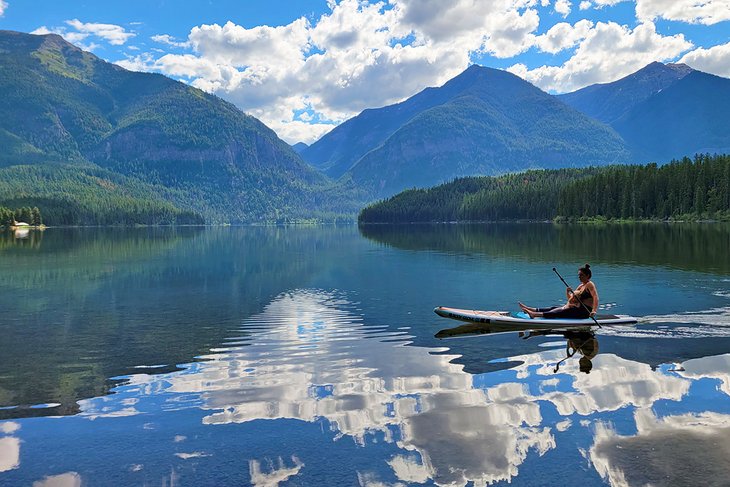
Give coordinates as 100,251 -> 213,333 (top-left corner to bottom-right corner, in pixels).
598,306 -> 730,338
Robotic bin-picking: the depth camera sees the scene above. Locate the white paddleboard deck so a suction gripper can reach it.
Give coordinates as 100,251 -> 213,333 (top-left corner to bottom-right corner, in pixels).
434,306 -> 637,329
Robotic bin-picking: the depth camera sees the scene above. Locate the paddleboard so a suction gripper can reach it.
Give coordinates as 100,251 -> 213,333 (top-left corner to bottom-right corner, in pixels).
434,306 -> 637,329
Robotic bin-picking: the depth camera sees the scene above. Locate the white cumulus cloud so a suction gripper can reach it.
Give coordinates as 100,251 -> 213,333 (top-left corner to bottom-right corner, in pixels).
115,52 -> 158,72
555,0 -> 572,16
189,19 -> 311,73
151,34 -> 190,48
31,19 -> 134,51
115,0 -> 547,143
108,0 -> 724,144
592,0 -> 630,6
680,42 -> 730,78
535,19 -> 594,54
508,21 -> 693,93
0,1 -> 7,17
65,19 -> 135,45
395,0 -> 542,58
636,0 -> 730,25
30,25 -> 98,51
484,7 -> 541,58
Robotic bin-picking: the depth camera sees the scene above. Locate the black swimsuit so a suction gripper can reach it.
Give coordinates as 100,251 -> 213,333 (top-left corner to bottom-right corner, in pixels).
536,285 -> 593,319
578,287 -> 591,301
536,306 -> 590,319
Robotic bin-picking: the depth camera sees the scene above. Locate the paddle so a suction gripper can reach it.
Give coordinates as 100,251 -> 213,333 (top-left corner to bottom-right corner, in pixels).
552,267 -> 601,329
553,350 -> 575,373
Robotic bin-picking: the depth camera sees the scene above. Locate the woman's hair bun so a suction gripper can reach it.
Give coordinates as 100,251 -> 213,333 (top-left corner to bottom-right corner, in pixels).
584,263 -> 590,269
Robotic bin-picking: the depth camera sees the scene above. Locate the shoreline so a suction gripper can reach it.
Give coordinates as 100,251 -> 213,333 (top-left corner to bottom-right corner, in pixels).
1,221 -> 357,230
4,217 -> 730,230
357,218 -> 730,225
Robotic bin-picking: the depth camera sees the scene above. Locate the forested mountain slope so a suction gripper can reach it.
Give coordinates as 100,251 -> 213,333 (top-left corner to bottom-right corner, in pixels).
359,154 -> 730,223
0,30 -> 359,223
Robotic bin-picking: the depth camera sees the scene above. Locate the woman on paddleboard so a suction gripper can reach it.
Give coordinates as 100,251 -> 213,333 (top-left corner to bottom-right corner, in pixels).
519,264 -> 599,319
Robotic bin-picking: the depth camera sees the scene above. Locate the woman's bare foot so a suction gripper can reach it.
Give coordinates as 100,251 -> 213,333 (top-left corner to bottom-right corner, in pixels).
519,302 -> 535,312
525,309 -> 540,319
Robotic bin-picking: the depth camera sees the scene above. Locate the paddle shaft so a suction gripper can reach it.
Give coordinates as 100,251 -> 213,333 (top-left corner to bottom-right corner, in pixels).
552,267 -> 601,328
553,351 -> 574,373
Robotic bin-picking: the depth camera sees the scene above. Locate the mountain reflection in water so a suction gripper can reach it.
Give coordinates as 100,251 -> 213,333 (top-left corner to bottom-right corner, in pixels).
359,223 -> 730,275
3,289 -> 730,486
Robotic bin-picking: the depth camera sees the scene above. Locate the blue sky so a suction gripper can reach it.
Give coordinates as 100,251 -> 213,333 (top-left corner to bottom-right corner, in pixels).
1,0 -> 728,143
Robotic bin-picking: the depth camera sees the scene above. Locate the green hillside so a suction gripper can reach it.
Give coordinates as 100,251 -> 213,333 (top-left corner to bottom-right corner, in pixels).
0,30 -> 360,224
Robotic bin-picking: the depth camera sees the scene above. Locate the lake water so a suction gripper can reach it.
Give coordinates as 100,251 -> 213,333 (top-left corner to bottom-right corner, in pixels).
1,224 -> 730,486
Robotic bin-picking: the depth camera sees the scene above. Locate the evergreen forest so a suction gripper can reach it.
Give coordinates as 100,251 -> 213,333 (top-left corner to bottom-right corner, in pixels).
358,154 -> 730,223
0,206 -> 42,226
0,164 -> 204,226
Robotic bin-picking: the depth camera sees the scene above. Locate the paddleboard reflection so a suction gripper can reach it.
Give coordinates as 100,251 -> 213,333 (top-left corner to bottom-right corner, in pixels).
435,322 -> 599,374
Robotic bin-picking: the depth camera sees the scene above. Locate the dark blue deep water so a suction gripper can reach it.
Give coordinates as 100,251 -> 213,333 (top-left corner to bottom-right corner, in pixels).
1,224 -> 729,486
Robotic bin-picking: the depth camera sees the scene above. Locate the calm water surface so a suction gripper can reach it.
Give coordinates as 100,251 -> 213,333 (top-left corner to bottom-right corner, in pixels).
1,224 -> 729,486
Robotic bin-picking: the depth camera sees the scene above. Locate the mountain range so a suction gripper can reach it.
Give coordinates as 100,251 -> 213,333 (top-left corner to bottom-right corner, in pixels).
302,65 -> 632,196
559,62 -> 730,162
302,61 -> 730,198
556,62 -> 694,124
1,29 -> 728,223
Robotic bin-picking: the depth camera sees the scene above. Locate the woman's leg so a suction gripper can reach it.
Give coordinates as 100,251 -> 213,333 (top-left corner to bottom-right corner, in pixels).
542,306 -> 590,319
525,306 -> 561,318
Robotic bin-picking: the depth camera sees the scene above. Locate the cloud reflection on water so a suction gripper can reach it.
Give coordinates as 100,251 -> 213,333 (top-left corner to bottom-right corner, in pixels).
501,350 -> 691,416
82,291 -> 559,485
68,290 -> 730,486
0,421 -> 20,473
679,354 -> 730,397
249,456 -> 304,487
591,409 -> 730,487
31,472 -> 82,487
0,437 -> 19,473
